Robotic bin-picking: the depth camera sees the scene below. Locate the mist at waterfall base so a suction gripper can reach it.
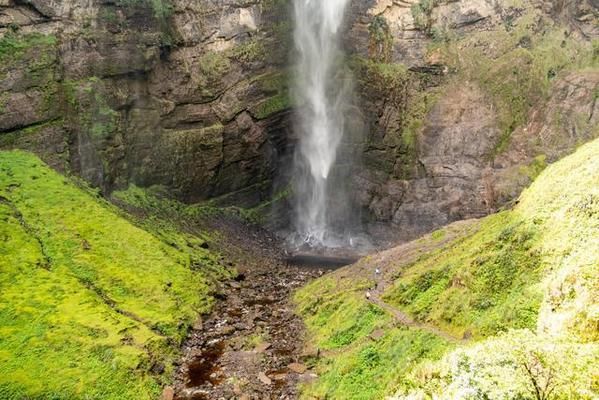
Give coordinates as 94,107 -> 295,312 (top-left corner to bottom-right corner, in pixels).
287,0 -> 371,254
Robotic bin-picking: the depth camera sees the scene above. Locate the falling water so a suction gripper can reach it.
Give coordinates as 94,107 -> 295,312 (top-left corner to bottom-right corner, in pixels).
291,0 -> 360,249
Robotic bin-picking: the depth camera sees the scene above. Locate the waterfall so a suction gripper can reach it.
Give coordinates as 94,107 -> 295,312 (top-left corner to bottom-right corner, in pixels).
291,0 -> 358,249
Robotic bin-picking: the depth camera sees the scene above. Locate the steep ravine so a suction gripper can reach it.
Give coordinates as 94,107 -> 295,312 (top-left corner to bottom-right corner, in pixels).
108,186 -> 339,400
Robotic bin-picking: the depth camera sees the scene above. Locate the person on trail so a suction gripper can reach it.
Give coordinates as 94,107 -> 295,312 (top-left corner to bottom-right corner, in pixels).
373,268 -> 381,291
365,290 -> 371,300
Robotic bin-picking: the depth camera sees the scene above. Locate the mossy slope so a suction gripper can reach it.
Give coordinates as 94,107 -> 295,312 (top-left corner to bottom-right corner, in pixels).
295,138 -> 599,399
0,151 -> 223,400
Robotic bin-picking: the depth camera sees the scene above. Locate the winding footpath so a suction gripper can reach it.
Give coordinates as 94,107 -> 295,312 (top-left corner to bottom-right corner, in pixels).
367,260 -> 469,344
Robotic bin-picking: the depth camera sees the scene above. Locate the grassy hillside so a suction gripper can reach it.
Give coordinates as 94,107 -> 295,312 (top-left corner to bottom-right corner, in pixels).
0,151 -> 225,399
295,138 -> 599,399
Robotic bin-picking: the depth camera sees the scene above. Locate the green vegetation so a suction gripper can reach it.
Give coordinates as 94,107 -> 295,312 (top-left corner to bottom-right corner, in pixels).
111,185 -> 231,280
0,32 -> 57,64
411,0 -> 439,34
384,212 -> 543,338
296,138 -> 599,398
391,330 -> 598,399
197,50 -> 231,96
249,71 -> 292,119
199,51 -> 231,79
115,0 -> 173,20
261,0 -> 289,10
230,37 -> 266,65
368,15 -> 393,62
355,57 -> 439,176
296,278 -> 386,350
304,327 -> 450,399
427,8 -> 598,156
89,95 -> 120,140
295,277 -> 451,399
520,154 -> 548,181
197,43 -> 279,101
252,93 -> 290,119
61,78 -> 121,149
0,151 -> 225,399
0,32 -> 60,111
112,183 -> 264,231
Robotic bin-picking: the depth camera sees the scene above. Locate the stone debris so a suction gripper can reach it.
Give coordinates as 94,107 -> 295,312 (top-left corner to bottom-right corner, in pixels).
287,363 -> 308,374
161,386 -> 174,400
258,372 -> 272,385
254,342 -> 272,353
171,218 -> 323,399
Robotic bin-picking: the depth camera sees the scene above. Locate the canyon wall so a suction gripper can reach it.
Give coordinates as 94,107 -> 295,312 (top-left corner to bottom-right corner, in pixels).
0,0 -> 292,205
1,0 -> 597,241
348,0 -> 598,240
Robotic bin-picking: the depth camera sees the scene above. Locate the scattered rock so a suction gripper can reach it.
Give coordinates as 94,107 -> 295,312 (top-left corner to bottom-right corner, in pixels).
161,386 -> 174,400
220,326 -> 235,335
151,362 -> 165,374
253,342 -> 271,353
271,373 -> 287,381
258,371 -> 272,385
287,362 -> 308,374
370,329 -> 385,340
172,218 -> 323,399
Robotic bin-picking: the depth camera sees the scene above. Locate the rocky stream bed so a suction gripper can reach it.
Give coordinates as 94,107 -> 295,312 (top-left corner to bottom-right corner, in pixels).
168,221 -> 338,400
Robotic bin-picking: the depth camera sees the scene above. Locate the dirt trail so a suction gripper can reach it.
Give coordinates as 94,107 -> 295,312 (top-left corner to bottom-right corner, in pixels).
349,220 -> 482,345
364,239 -> 471,344
368,289 -> 467,344
171,220 -> 328,400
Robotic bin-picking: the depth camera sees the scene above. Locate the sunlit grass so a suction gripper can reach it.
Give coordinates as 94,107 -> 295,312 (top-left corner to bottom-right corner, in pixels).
0,151 -> 224,399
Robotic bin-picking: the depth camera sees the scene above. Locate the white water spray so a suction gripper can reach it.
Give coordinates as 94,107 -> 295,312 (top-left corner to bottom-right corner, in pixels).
291,0 -> 356,248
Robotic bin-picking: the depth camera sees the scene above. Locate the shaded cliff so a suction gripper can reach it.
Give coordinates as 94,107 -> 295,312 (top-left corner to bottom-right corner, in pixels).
0,0 -> 292,205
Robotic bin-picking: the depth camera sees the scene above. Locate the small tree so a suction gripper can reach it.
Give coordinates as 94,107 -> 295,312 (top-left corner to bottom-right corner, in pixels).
411,0 -> 439,35
368,15 -> 393,62
520,351 -> 559,400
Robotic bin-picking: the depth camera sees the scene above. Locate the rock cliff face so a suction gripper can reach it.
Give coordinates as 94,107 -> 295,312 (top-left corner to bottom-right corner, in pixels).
347,0 -> 598,240
0,0 -> 292,205
1,0 -> 597,242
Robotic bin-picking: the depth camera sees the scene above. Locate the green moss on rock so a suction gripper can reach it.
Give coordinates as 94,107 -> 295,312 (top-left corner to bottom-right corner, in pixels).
0,32 -> 57,64
252,93 -> 290,119
428,8 -> 597,157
